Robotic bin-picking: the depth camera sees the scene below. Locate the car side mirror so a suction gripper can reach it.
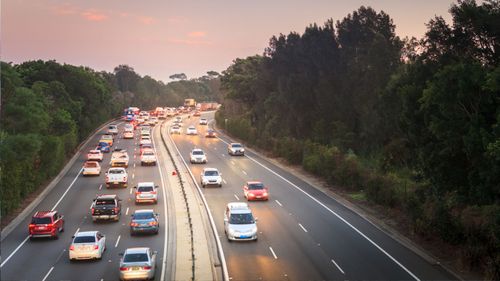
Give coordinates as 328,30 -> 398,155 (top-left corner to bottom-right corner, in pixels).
155,186 -> 159,188
255,218 -> 259,222
72,235 -> 75,238
105,172 -> 108,175
134,186 -> 137,189
224,218 -> 228,222
156,213 -> 159,216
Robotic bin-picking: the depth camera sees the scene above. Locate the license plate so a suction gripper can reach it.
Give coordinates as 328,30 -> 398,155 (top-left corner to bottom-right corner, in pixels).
239,235 -> 250,239
37,226 -> 46,230
256,196 -> 261,198
114,182 -> 119,184
132,267 -> 141,271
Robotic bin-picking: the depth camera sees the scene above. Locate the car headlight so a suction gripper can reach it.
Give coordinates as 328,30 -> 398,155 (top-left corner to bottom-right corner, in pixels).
241,148 -> 245,152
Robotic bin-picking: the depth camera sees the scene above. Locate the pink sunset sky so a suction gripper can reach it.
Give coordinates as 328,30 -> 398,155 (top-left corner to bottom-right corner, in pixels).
2,0 -> 455,82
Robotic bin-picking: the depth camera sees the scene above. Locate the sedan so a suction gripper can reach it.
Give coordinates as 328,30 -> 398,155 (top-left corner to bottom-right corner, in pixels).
190,148 -> 207,164
120,247 -> 157,281
69,231 -> 106,261
205,129 -> 216,138
140,136 -> 151,146
199,118 -> 208,125
97,142 -> 111,153
171,126 -> 181,134
83,161 -> 101,176
87,149 -> 103,161
186,126 -> 197,135
135,182 -> 158,204
200,168 -> 222,187
243,181 -> 269,201
123,131 -> 134,139
130,210 -> 159,235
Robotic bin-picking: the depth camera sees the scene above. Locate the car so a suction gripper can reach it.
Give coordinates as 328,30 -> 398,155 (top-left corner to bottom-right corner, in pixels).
205,129 -> 216,138
119,247 -> 157,281
224,202 -> 258,241
129,210 -> 159,235
148,117 -> 158,125
193,111 -> 201,117
110,148 -> 129,168
69,231 -> 106,261
199,118 -> 208,125
186,126 -> 197,135
100,134 -> 114,146
243,181 -> 269,201
29,211 -> 64,239
123,131 -> 134,139
87,149 -> 103,161
83,161 -> 101,176
140,143 -> 153,154
134,182 -> 158,204
91,194 -> 122,221
173,120 -> 183,127
228,142 -> 245,156
140,136 -> 152,146
97,142 -> 111,153
200,168 -> 222,187
105,167 -> 128,188
124,124 -> 134,131
108,124 -> 119,135
170,126 -> 181,134
140,130 -> 150,138
190,148 -> 207,164
140,149 -> 157,166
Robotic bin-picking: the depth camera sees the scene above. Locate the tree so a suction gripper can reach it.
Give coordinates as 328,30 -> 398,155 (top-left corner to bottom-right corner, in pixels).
169,73 -> 187,80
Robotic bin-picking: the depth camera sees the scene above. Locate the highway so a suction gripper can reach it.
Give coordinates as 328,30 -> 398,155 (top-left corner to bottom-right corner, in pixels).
1,121 -> 175,281
169,112 -> 456,281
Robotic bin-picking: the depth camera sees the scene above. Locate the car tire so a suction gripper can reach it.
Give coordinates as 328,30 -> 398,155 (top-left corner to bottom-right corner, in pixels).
219,184 -> 222,187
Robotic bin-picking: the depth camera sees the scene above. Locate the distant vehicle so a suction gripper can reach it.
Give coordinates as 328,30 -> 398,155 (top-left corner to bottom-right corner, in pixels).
91,194 -> 122,221
200,168 -> 222,187
29,211 -> 64,239
197,102 -> 218,111
148,117 -> 159,125
243,181 -> 269,201
134,182 -> 158,204
193,111 -> 201,117
105,167 -> 128,188
124,124 -> 134,132
110,148 -> 129,168
100,134 -> 114,146
205,129 -> 216,138
170,126 -> 181,134
140,149 -> 157,166
186,126 -> 197,135
199,118 -> 208,125
130,210 -> 159,235
83,161 -> 101,176
184,98 -> 196,108
190,148 -> 207,164
119,247 -> 157,281
123,131 -> 134,139
87,149 -> 103,161
108,124 -> 119,135
97,142 -> 111,153
140,143 -> 153,154
140,135 -> 152,146
69,231 -> 106,261
224,202 -> 258,241
228,142 -> 245,156
173,120 -> 183,127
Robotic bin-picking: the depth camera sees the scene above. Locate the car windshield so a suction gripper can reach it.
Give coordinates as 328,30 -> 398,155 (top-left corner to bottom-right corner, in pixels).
133,213 -> 154,220
192,150 -> 204,155
229,213 -> 254,224
74,236 -> 96,243
204,170 -> 219,176
248,183 -> 264,190
96,199 -> 115,205
138,186 -> 154,192
109,169 -> 124,174
232,144 -> 242,148
143,151 -> 154,156
109,126 -> 116,129
123,253 -> 149,263
31,217 -> 51,224
84,162 -> 97,168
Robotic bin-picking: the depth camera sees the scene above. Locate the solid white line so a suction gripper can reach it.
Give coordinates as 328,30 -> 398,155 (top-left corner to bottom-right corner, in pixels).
298,223 -> 308,233
125,207 -> 129,216
242,170 -> 247,175
74,228 -> 80,236
89,202 -> 94,210
223,179 -> 227,184
129,188 -> 133,195
269,247 -> 278,259
99,184 -> 103,190
216,138 -> 421,281
275,200 -> 283,207
331,259 -> 345,274
115,235 -> 121,248
52,168 -> 84,211
41,266 -> 54,281
134,163 -> 136,168
0,236 -> 29,267
234,194 -> 240,200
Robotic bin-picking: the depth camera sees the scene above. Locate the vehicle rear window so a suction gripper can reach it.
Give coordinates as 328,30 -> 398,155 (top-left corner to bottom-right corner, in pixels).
204,171 -> 218,176
192,151 -> 204,155
134,213 -> 154,220
84,162 -> 97,168
74,236 -> 96,243
96,199 -> 115,205
229,213 -> 254,224
232,144 -> 242,148
109,169 -> 124,174
143,151 -> 154,156
248,183 -> 264,190
138,186 -> 154,192
123,253 -> 149,262
31,217 -> 52,224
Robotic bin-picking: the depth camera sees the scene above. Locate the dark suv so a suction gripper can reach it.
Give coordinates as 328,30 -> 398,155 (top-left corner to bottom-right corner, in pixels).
29,211 -> 64,239
91,194 -> 122,221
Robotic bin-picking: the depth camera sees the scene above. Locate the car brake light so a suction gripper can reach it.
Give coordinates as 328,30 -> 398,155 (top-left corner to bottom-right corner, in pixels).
130,222 -> 139,227
91,208 -> 95,215
94,245 -> 99,250
149,221 -> 158,226
151,191 -> 157,194
120,267 -> 129,271
70,245 -> 75,251
135,191 -> 140,195
113,207 -> 119,214
29,224 -> 35,229
143,266 -> 152,270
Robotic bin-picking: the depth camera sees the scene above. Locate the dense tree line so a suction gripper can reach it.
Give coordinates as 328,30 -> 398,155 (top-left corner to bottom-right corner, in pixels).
0,61 -> 220,218
216,1 -> 499,278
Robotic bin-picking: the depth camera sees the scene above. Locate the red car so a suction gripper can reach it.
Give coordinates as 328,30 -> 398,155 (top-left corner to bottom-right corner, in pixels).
29,211 -> 64,239
243,181 -> 269,201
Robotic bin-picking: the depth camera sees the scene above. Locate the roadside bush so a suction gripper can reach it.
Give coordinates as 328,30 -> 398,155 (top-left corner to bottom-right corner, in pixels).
365,173 -> 397,207
275,137 -> 303,164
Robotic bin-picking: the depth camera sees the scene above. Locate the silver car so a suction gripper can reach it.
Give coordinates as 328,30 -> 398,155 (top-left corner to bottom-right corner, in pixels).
200,168 -> 222,187
119,247 -> 157,281
190,148 -> 207,164
224,202 -> 258,241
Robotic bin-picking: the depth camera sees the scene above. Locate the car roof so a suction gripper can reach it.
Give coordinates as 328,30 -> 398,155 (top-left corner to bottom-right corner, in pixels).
33,211 -> 56,217
89,149 -> 101,153
192,148 -> 204,152
96,194 -> 118,199
203,167 -> 219,172
124,247 -> 150,254
227,202 -> 250,210
230,142 -> 242,146
247,181 -> 262,185
134,209 -> 154,214
75,231 -> 98,237
108,167 -> 126,171
137,182 -> 154,187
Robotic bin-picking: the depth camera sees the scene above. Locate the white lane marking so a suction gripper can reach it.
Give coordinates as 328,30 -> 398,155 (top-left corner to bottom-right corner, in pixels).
74,228 -> 80,236
52,168 -> 84,211
242,170 -> 247,175
222,154 -> 225,157
41,266 -> 54,281
125,207 -> 129,216
132,173 -> 135,179
222,179 -> 227,184
129,188 -> 133,195
231,161 -> 235,165
0,236 -> 29,267
134,163 -> 136,168
299,223 -> 308,233
234,194 -> 240,201
275,200 -> 283,207
115,235 -> 121,248
89,201 -> 94,210
331,259 -> 345,274
216,138 -> 420,281
99,184 -> 103,190
269,247 -> 278,259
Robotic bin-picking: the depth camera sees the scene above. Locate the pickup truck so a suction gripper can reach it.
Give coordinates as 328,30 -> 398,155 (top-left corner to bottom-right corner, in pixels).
140,149 -> 157,166
91,194 -> 121,221
105,167 -> 128,188
110,148 -> 129,167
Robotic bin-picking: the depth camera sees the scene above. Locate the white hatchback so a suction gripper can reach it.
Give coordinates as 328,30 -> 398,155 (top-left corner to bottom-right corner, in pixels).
69,231 -> 106,261
186,126 -> 197,135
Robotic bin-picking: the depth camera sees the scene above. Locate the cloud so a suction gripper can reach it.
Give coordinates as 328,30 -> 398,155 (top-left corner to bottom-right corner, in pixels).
52,3 -> 78,15
168,38 -> 213,46
81,10 -> 108,22
187,31 -> 206,38
168,16 -> 189,24
138,16 -> 155,25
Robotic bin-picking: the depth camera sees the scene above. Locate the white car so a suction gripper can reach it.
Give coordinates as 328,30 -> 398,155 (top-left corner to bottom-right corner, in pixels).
140,149 -> 157,166
186,126 -> 197,135
199,118 -> 208,125
83,161 -> 101,176
87,149 -> 103,161
108,124 -> 119,135
123,131 -> 134,139
124,124 -> 134,132
190,148 -> 207,164
171,126 -> 181,134
140,136 -> 152,146
134,182 -> 158,204
105,167 -> 128,188
69,231 -> 106,261
200,168 -> 222,187
224,202 -> 258,241
119,247 -> 157,281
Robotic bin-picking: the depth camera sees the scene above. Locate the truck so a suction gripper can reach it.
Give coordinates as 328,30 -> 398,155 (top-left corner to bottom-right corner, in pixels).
105,167 -> 128,188
184,99 -> 196,108
91,194 -> 122,221
197,102 -> 219,111
110,148 -> 129,168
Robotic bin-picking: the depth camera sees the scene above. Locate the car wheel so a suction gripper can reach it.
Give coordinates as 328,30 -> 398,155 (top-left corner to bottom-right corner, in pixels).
219,184 -> 222,187
53,233 -> 59,240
